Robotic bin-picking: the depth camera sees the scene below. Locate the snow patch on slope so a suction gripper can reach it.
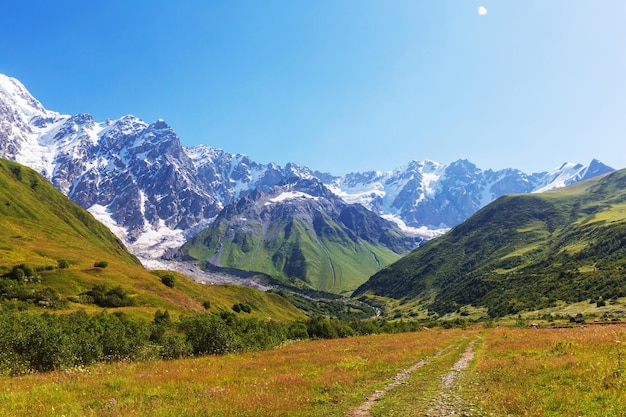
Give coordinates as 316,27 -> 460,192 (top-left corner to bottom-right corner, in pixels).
327,182 -> 385,207
533,163 -> 586,193
265,191 -> 320,205
381,214 -> 448,240
88,204 -> 129,241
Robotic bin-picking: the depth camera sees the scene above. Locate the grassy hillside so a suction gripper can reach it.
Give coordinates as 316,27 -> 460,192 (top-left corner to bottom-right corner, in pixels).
182,214 -> 402,295
354,169 -> 626,317
0,159 -> 303,321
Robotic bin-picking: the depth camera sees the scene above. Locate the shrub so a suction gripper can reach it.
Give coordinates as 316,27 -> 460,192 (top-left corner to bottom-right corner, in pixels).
232,303 -> 252,313
11,263 -> 35,279
287,321 -> 309,339
159,333 -> 191,359
84,284 -> 135,308
179,314 -> 236,355
93,261 -> 108,268
57,259 -> 69,269
10,266 -> 25,281
306,316 -> 339,339
202,300 -> 211,309
161,274 -> 175,288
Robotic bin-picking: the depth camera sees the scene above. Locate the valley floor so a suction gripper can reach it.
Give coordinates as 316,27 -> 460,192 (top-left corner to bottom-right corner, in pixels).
1,324 -> 625,416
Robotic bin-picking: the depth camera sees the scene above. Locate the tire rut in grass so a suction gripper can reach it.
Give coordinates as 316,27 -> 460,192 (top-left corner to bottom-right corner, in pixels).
348,344 -> 451,417
426,339 -> 481,417
349,337 -> 482,417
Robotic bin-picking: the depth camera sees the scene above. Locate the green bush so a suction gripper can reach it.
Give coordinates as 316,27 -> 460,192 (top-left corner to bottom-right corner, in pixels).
159,333 -> 191,359
179,314 -> 236,355
232,303 -> 252,313
161,274 -> 175,288
84,284 -> 134,308
93,261 -> 108,268
57,259 -> 69,269
202,300 -> 211,309
10,267 -> 25,281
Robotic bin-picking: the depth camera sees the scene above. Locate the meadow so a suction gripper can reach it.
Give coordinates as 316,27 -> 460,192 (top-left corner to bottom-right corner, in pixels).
1,323 -> 624,416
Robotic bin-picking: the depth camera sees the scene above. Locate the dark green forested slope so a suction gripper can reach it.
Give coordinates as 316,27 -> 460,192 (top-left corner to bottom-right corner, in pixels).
354,169 -> 626,317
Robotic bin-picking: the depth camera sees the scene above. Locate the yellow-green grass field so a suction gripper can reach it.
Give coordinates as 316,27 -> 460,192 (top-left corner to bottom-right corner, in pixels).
0,329 -> 469,417
0,324 -> 625,416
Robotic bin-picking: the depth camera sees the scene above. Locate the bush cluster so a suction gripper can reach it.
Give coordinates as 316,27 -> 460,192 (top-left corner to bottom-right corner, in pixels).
0,279 -> 67,309
83,284 -> 135,308
232,303 -> 252,313
0,308 -> 438,376
0,310 -> 148,374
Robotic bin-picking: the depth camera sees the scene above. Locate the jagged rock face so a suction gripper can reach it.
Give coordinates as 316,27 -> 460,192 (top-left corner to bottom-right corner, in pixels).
330,158 -> 613,231
46,116 -> 222,239
180,178 -> 422,293
0,73 -> 615,263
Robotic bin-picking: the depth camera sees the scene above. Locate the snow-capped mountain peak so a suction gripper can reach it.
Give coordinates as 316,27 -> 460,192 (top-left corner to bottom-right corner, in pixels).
0,72 -> 615,266
0,74 -> 53,120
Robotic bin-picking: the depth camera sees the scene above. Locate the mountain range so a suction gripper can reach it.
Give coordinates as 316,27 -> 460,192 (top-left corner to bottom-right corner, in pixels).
0,157 -> 302,319
180,177 -> 421,294
0,73 -> 615,272
354,168 -> 626,318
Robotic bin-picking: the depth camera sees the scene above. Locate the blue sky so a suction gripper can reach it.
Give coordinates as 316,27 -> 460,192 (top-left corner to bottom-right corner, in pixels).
2,1 -> 626,175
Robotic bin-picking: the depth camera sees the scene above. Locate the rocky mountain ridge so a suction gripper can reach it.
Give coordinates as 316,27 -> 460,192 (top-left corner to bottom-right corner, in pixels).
180,177 -> 421,293
0,73 -> 614,265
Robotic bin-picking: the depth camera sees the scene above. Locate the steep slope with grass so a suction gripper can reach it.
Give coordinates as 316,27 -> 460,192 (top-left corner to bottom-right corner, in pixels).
0,159 -> 303,320
354,169 -> 626,317
180,178 -> 421,294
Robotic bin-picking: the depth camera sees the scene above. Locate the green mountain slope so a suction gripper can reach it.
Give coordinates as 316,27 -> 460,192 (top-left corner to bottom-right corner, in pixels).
180,179 -> 419,295
0,159 -> 303,321
354,169 -> 626,317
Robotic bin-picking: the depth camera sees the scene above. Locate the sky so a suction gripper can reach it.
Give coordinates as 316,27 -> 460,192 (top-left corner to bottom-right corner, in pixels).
1,1 -> 626,175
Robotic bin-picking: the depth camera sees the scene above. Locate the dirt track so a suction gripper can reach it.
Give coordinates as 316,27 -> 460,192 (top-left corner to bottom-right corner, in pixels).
349,338 -> 480,417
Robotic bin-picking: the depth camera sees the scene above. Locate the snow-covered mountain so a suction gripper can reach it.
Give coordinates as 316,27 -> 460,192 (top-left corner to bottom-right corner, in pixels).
328,158 -> 613,235
0,73 -> 615,266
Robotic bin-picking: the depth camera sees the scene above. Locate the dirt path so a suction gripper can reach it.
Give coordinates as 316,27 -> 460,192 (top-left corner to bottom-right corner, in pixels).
426,340 -> 478,417
349,345 -> 449,417
349,338 -> 479,417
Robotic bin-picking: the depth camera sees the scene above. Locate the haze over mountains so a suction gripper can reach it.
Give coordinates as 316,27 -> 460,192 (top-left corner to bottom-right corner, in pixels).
0,73 -> 614,268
